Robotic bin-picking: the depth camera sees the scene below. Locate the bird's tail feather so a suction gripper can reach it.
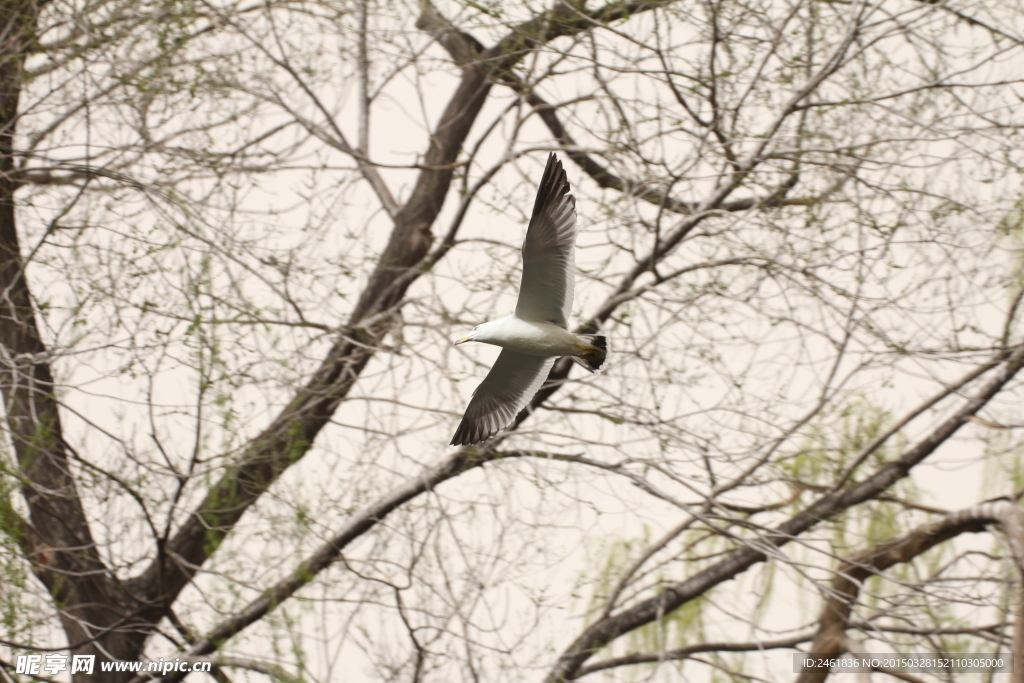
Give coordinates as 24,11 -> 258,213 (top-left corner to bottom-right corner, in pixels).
571,334 -> 609,373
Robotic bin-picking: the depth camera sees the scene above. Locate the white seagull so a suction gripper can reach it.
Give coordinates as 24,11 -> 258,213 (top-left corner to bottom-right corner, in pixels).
451,153 -> 608,446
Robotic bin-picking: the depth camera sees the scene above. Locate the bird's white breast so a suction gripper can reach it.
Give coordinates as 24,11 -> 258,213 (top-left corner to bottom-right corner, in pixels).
488,316 -> 579,357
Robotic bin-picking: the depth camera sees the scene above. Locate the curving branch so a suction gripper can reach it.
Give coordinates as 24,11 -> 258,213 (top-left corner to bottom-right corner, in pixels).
795,499 -> 1024,683
542,345 -> 1024,682
0,0 -> 153,673
5,1 -> 1023,681
128,339 -> 1024,683
128,0 -> 690,674
574,632 -> 813,677
418,0 -> 850,218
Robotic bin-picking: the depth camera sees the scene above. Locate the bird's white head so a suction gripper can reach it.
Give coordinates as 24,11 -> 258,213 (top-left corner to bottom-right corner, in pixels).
454,321 -> 493,346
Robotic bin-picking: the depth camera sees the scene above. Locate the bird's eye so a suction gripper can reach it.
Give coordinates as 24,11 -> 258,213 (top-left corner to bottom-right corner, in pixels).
474,325 -> 479,330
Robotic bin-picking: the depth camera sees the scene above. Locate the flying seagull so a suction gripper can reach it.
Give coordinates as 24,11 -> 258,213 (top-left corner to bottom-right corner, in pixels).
451,153 -> 608,446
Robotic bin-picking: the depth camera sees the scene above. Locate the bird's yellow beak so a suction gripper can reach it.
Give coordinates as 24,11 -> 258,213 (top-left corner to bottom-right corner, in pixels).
454,336 -> 471,346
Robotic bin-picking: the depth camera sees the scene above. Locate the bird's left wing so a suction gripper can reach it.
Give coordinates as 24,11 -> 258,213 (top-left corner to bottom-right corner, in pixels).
515,153 -> 577,328
451,350 -> 556,446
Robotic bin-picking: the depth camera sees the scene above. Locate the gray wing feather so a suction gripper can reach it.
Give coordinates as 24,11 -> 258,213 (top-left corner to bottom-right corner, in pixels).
514,154 -> 577,328
450,351 -> 556,446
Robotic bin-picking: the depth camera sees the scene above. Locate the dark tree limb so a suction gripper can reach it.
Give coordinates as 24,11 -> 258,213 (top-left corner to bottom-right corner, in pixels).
574,632 -> 813,677
127,342 -> 1024,683
795,499 -> 1024,683
0,1 -> 151,679
418,0 -> 842,218
131,0 -> 687,663
542,345 -> 1024,682
128,445 -> 508,683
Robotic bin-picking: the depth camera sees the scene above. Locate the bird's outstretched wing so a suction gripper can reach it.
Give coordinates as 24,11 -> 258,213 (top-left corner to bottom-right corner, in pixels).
450,350 -> 556,446
514,153 -> 577,328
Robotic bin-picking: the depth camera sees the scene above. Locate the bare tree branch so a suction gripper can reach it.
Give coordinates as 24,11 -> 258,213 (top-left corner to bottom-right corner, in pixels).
574,631 -> 813,677
131,0 -> 687,667
544,346 -> 1024,682
796,500 -> 1023,683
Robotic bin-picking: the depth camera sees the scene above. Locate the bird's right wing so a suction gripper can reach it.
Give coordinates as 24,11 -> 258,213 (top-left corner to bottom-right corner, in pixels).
450,350 -> 556,446
514,153 -> 577,328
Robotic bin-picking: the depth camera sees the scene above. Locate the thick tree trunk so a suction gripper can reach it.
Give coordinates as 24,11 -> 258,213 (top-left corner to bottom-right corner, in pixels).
0,2 -> 147,680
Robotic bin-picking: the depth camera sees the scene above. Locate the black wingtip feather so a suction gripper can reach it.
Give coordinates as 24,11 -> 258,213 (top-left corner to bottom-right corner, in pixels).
450,413 -> 487,446
531,153 -> 571,219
